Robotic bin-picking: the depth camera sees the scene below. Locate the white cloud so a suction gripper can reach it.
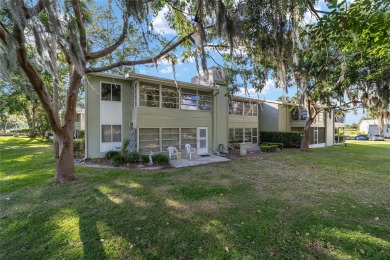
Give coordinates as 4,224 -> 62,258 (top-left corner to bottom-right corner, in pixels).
152,7 -> 176,35
159,66 -> 173,74
235,79 -> 276,98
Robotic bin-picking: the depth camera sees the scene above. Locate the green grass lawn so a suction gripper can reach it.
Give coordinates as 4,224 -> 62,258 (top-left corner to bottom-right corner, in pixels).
1,137 -> 389,259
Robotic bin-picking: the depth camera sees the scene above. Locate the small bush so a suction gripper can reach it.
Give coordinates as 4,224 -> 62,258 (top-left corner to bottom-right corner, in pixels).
229,136 -> 240,149
259,145 -> 278,153
261,142 -> 283,149
105,150 -> 120,160
121,139 -> 130,158
152,153 -> 169,165
140,154 -> 150,164
73,138 -> 85,156
127,151 -> 141,163
112,154 -> 125,167
78,130 -> 85,139
260,131 -> 301,148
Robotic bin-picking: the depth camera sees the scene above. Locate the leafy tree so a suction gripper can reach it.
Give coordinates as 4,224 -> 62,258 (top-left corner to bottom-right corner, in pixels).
0,0 -> 247,183
1,0 -> 318,182
307,0 -> 390,135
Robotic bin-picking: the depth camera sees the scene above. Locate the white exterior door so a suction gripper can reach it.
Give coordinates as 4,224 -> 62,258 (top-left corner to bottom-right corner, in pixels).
197,127 -> 208,155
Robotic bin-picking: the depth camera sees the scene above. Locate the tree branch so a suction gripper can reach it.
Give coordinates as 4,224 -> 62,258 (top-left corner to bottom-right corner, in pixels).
11,23 -> 62,134
0,22 -> 9,42
86,32 -> 195,73
72,0 -> 87,53
86,15 -> 129,60
23,0 -> 45,19
307,2 -> 320,19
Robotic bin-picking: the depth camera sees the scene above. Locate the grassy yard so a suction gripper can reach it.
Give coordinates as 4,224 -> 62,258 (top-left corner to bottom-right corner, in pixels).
1,137 -> 389,259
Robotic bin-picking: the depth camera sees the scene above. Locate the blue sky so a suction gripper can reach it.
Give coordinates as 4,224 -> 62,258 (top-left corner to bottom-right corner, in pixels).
133,1 -> 364,124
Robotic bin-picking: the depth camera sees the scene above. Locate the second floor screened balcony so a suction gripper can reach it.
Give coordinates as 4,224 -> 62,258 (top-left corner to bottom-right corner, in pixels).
135,82 -> 213,112
228,100 -> 258,117
291,108 -> 308,121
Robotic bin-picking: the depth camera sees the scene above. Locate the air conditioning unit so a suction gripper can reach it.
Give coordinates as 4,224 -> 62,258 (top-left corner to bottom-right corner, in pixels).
191,67 -> 226,85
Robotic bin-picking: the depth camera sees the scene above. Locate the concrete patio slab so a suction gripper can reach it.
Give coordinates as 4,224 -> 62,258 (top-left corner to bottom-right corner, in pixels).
169,154 -> 230,168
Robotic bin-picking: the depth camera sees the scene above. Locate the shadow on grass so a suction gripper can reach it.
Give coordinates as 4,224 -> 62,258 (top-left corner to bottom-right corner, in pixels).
1,172 -> 389,259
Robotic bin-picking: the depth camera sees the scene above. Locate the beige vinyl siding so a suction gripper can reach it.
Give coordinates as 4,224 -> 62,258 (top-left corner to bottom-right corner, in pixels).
278,105 -> 291,131
133,107 -> 212,128
259,102 -> 279,131
228,115 -> 258,129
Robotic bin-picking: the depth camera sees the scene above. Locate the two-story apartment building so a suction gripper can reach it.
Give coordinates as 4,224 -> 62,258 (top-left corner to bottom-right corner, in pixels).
86,68 -> 232,158
85,68 -> 344,158
259,101 -> 346,147
74,107 -> 85,138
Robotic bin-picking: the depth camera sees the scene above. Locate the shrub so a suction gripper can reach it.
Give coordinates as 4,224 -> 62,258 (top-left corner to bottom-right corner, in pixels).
140,154 -> 150,164
78,130 -> 85,139
259,145 -> 278,153
229,136 -> 240,149
260,131 -> 301,148
105,150 -> 120,160
73,138 -> 85,156
121,139 -> 130,158
127,151 -> 141,163
261,142 -> 283,149
152,153 -> 169,165
112,154 -> 125,167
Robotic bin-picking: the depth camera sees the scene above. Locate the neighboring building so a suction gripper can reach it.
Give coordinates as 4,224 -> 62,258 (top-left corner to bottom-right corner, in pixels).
74,108 -> 85,138
85,68 -> 344,158
359,119 -> 390,137
259,101 -> 346,148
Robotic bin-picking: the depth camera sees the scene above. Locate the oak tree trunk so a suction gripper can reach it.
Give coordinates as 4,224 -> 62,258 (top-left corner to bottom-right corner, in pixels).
55,128 -> 76,183
52,71 -> 82,183
300,118 -> 314,151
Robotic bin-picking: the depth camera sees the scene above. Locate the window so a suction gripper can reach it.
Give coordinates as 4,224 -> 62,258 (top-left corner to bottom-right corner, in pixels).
244,102 -> 252,116
101,83 -> 121,101
180,89 -> 213,111
253,103 -> 258,116
139,128 -> 197,152
101,125 -> 121,143
198,91 -> 213,111
180,88 -> 197,110
139,83 -> 159,107
75,114 -> 81,122
229,128 -> 257,144
162,128 -> 179,151
229,101 -> 257,116
309,127 -> 325,144
300,109 -> 308,120
252,128 -> 258,144
244,128 -> 252,142
162,86 -> 179,109
139,128 -> 160,152
229,101 -> 243,115
291,108 -> 307,120
235,128 -> 244,142
181,128 -> 196,150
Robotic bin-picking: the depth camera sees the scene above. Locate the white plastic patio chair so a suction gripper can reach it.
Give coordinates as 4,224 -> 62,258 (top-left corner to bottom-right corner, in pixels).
167,146 -> 178,160
185,144 -> 196,160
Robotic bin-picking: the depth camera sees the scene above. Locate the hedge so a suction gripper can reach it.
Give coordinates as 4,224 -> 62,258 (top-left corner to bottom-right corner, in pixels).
259,145 -> 278,152
260,131 -> 301,148
261,142 -> 284,149
73,138 -> 85,156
